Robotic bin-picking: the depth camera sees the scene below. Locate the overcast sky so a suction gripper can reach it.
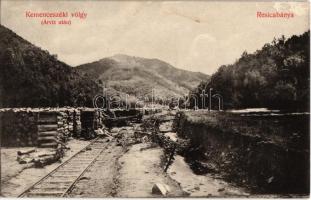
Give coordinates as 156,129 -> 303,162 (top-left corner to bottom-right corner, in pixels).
1,0 -> 309,75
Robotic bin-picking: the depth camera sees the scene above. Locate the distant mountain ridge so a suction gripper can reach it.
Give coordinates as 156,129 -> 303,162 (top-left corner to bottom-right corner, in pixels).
77,54 -> 210,100
0,25 -> 209,107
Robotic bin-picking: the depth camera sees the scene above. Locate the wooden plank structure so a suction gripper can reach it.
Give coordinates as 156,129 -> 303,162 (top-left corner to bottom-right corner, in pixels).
103,109 -> 143,128
37,112 -> 58,148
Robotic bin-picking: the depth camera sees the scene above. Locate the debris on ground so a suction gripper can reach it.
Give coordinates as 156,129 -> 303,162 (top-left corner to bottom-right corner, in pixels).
17,156 -> 33,164
33,146 -> 65,168
152,183 -> 171,196
79,176 -> 91,181
95,126 -> 114,139
164,132 -> 178,142
17,148 -> 36,156
16,143 -> 67,168
159,122 -> 173,133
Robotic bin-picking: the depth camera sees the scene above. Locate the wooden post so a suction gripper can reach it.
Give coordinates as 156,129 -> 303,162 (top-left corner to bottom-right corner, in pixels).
208,88 -> 213,111
164,144 -> 176,172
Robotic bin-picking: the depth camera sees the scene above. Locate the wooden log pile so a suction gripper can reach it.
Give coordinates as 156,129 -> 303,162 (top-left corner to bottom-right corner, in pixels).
0,107 -> 83,147
1,107 -> 103,167
80,109 -> 101,139
33,145 -> 65,167
0,109 -> 38,147
67,109 -> 81,138
16,145 -> 65,167
57,111 -> 70,143
56,108 -> 82,139
75,110 -> 82,137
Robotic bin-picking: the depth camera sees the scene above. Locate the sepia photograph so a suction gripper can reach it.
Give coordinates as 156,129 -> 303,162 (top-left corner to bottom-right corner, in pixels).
0,0 -> 310,198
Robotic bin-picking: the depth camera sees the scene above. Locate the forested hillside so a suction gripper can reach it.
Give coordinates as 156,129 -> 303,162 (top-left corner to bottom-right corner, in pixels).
190,31 -> 310,111
77,54 -> 209,101
0,25 -> 101,107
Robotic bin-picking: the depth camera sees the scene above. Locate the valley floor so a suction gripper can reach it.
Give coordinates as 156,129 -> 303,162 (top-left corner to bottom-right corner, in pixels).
1,126 -> 248,197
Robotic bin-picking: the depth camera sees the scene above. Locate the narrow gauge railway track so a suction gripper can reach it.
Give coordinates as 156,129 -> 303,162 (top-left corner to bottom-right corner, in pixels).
19,138 -> 108,197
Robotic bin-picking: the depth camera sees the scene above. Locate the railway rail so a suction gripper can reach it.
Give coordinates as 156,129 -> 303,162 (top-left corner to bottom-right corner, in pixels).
18,138 -> 108,197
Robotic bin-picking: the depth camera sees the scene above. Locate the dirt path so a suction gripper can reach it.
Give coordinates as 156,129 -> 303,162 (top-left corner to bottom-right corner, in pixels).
115,143 -> 186,197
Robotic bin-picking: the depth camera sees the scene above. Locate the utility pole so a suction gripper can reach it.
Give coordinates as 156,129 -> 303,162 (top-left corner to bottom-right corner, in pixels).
208,88 -> 213,111
0,0 -> 2,25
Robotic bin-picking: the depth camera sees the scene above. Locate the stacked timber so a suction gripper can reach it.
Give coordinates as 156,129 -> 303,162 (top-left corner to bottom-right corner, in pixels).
68,110 -> 74,135
0,107 -> 96,147
56,108 -> 82,138
73,109 -> 82,137
57,111 -> 70,142
0,109 -> 38,147
67,108 -> 81,137
56,108 -> 82,139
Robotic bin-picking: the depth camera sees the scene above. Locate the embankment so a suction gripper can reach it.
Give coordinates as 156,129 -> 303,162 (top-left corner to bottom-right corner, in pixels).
173,111 -> 309,195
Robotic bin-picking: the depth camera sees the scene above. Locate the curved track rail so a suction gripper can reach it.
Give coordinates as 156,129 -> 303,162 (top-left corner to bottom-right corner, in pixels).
18,138 -> 108,197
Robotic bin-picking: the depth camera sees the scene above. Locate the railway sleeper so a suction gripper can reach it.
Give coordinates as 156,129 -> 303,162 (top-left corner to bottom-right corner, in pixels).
26,191 -> 64,197
51,174 -> 80,178
33,185 -> 69,190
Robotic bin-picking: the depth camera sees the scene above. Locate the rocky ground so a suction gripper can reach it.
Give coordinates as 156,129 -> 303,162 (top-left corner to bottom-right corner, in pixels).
168,155 -> 248,197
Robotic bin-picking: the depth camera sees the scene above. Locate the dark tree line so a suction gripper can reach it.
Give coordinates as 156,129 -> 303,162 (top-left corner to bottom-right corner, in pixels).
0,25 -> 101,108
190,31 -> 310,111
